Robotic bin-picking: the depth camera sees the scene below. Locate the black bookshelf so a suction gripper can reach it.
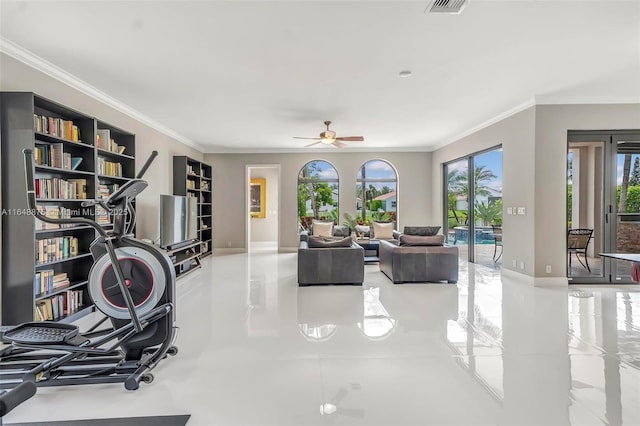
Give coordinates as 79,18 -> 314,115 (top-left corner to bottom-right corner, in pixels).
173,156 -> 213,269
0,92 -> 136,325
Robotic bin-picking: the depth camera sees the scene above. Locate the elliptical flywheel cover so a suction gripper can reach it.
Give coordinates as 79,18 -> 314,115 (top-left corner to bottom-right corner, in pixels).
88,246 -> 166,319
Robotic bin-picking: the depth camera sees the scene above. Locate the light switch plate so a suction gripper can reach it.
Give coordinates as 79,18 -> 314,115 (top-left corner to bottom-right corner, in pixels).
506,207 -> 513,215
517,207 -> 526,215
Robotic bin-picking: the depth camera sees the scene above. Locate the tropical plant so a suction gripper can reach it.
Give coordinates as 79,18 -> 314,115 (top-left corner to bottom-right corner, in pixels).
343,212 -> 358,231
474,199 -> 502,226
619,153 -> 632,213
372,211 -> 391,222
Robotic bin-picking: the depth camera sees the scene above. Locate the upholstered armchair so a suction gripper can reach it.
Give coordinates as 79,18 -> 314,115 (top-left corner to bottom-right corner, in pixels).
297,236 -> 365,286
379,230 -> 458,284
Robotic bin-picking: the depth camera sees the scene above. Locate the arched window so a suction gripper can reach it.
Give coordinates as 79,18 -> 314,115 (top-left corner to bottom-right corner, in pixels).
356,159 -> 397,225
298,160 -> 339,229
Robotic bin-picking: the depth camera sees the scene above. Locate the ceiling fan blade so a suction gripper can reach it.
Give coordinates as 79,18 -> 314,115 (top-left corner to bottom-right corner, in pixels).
305,141 -> 323,148
294,137 -> 321,140
332,141 -> 347,148
335,136 -> 364,142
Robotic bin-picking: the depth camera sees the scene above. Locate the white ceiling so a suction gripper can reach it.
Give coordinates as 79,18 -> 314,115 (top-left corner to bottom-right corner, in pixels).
1,1 -> 639,153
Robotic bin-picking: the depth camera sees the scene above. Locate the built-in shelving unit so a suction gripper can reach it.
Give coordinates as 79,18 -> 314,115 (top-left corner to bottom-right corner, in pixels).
0,92 -> 136,325
173,156 -> 213,261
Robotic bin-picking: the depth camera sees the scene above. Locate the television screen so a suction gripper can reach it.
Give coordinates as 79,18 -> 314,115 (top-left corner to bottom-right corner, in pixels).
160,195 -> 197,248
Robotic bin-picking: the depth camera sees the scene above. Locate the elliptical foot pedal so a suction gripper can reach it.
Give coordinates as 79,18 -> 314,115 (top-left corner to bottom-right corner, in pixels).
3,322 -> 79,345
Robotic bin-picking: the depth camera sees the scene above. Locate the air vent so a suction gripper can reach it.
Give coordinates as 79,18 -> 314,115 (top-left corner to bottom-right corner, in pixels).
426,0 -> 468,14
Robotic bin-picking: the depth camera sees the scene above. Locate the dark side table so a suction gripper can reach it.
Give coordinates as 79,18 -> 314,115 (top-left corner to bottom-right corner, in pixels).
356,239 -> 380,263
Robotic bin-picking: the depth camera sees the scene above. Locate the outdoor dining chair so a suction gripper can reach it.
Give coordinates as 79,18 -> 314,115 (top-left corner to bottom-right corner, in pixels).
568,228 -> 594,272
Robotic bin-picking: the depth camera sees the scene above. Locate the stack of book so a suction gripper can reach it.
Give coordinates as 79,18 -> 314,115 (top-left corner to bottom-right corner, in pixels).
35,178 -> 87,199
35,236 -> 79,264
35,205 -> 73,230
96,129 -> 126,154
35,289 -> 83,322
96,183 -> 121,200
34,143 -> 83,170
33,114 -> 81,142
35,271 -> 71,296
96,157 -> 123,177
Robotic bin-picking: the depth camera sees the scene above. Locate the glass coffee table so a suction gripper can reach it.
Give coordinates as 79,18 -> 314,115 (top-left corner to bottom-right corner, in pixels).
356,239 -> 380,263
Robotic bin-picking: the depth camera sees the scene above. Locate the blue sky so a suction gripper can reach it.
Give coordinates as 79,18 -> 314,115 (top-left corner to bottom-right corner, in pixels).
449,149 -> 503,195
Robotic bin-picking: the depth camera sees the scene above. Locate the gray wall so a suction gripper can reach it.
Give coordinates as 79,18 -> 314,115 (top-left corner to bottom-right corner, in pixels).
0,54 -> 203,240
204,152 -> 432,250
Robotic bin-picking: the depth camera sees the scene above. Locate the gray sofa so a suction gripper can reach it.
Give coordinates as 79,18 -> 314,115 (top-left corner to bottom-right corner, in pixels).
298,238 -> 364,286
379,238 -> 458,284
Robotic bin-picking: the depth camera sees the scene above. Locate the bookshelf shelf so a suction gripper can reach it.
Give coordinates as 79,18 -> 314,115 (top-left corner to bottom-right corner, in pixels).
35,132 -> 93,149
97,174 -> 130,182
58,305 -> 93,324
35,280 -> 89,301
1,91 -> 137,325
173,156 -> 213,278
35,253 -> 93,268
35,165 -> 94,176
97,148 -> 135,160
35,225 -> 93,235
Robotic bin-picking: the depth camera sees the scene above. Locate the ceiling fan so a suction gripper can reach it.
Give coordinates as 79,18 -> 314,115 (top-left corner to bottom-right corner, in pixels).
294,121 -> 364,148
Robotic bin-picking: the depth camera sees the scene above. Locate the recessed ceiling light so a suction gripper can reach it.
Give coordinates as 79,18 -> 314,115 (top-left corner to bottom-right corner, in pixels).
399,70 -> 412,78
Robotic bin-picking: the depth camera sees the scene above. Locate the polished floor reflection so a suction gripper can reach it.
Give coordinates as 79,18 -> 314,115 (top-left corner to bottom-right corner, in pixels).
4,251 -> 640,425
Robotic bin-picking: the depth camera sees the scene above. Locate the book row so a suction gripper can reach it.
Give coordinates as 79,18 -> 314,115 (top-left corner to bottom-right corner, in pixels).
35,290 -> 84,322
96,129 -> 127,154
96,157 -> 123,177
35,270 -> 70,296
34,114 -> 82,142
35,236 -> 79,264
97,183 -> 121,200
35,142 -> 83,170
35,205 -> 74,230
35,177 -> 88,199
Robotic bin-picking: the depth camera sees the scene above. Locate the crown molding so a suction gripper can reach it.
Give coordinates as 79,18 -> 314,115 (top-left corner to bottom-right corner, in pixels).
535,95 -> 640,105
0,37 -> 203,152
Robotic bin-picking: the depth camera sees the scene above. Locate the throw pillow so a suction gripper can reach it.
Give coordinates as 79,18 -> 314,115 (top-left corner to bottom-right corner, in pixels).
372,221 -> 394,240
312,221 -> 333,237
333,225 -> 350,237
399,234 -> 445,246
308,236 -> 353,248
355,225 -> 370,238
403,226 -> 441,236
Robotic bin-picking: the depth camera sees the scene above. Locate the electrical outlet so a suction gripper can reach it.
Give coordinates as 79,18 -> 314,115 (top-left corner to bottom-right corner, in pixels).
506,207 -> 513,215
546,265 -> 552,273
512,259 -> 517,268
517,207 -> 526,215
519,261 -> 525,270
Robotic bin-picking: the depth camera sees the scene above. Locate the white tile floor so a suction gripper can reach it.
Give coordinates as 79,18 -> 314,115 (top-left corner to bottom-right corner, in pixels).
4,250 -> 640,425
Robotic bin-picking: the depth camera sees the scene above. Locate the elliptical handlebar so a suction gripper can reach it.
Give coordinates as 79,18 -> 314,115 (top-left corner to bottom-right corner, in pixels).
137,150 -> 158,179
0,381 -> 36,417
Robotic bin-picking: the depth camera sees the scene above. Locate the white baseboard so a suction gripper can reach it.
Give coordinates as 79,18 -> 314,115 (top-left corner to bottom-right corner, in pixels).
501,268 -> 568,287
213,248 -> 246,255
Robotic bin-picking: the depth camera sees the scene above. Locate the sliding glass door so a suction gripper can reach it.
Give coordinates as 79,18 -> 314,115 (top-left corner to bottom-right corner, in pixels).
567,131 -> 640,284
444,147 -> 503,266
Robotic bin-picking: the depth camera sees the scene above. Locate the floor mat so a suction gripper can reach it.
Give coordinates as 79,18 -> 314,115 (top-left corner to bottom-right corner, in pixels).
6,414 -> 190,426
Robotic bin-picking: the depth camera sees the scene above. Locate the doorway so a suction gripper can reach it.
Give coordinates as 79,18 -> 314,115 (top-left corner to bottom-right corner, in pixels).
247,165 -> 280,253
567,131 -> 640,284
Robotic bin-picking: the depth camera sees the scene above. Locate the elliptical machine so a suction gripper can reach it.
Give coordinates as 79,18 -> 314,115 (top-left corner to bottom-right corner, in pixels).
0,149 -> 177,392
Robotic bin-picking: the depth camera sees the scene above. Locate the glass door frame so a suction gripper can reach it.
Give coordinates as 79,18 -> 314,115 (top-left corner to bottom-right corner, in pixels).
567,130 -> 640,284
443,144 -> 502,264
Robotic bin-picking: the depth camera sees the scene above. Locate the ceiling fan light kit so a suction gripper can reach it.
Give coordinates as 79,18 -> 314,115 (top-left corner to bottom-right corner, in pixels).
294,121 -> 364,149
